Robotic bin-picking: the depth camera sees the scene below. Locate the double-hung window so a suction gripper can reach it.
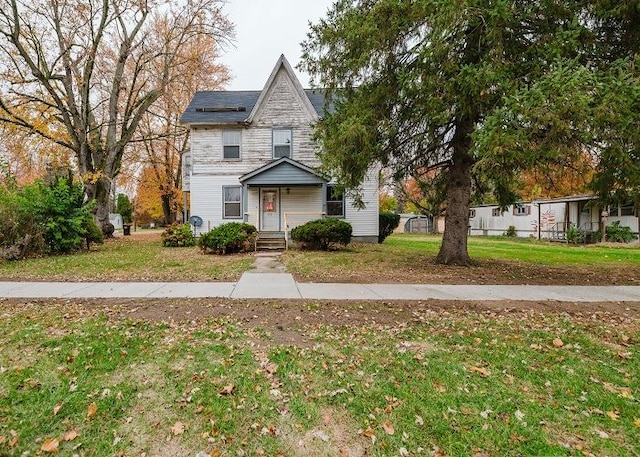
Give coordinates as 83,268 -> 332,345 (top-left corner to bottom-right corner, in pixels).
223,186 -> 242,219
326,185 -> 344,217
222,131 -> 241,160
273,129 -> 292,159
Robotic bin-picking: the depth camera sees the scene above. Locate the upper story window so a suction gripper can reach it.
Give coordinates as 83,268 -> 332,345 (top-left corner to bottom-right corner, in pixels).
222,130 -> 241,160
492,208 -> 502,217
273,129 -> 292,159
469,209 -> 476,218
326,185 -> 344,217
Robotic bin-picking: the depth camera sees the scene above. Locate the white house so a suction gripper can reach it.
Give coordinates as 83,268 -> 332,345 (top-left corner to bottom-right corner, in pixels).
179,55 -> 379,246
469,195 -> 639,240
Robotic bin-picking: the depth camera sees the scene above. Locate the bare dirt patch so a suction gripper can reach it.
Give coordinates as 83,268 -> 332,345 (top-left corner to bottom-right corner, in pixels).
2,298 -> 637,347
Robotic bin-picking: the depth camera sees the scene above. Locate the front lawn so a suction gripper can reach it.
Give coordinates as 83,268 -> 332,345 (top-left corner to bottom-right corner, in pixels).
0,300 -> 637,456
284,234 -> 640,285
0,233 -> 253,282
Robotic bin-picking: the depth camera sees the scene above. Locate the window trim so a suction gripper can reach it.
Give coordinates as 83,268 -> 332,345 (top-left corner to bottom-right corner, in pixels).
620,203 -> 635,217
222,130 -> 241,160
513,204 -> 531,216
272,128 -> 292,159
469,209 -> 476,218
326,184 -> 345,218
222,185 -> 242,219
492,208 -> 502,217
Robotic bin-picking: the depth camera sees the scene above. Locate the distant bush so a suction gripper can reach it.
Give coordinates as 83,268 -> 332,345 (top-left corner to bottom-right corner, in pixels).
199,222 -> 256,254
606,221 -> 635,243
291,218 -> 352,250
378,211 -> 401,243
503,225 -> 517,237
161,223 -> 196,247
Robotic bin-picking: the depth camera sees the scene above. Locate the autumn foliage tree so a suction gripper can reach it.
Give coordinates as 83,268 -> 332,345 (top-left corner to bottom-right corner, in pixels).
131,29 -> 230,225
0,0 -> 232,231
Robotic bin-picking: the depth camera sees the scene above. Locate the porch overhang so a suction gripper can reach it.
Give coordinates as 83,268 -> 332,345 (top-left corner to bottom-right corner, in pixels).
239,157 -> 329,186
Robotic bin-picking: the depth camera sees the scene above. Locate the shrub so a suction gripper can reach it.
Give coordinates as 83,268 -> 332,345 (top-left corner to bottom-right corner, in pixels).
566,225 -> 584,244
504,225 -> 517,237
116,193 -> 133,223
161,223 -> 196,247
606,221 -> 635,243
291,218 -> 352,250
378,211 -> 401,243
199,222 -> 257,254
0,176 -> 99,258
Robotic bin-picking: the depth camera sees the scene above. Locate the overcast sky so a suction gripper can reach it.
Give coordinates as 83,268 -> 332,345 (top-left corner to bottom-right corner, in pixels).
219,0 -> 335,90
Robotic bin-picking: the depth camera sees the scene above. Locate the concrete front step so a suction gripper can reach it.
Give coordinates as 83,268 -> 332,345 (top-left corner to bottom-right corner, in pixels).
256,232 -> 286,251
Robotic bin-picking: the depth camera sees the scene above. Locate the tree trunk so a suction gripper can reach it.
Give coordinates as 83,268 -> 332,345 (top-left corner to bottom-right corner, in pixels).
161,193 -> 175,225
85,176 -> 112,230
435,157 -> 473,265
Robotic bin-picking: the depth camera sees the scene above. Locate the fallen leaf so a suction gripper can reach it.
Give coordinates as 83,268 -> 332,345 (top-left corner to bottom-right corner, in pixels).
382,421 -> 395,435
552,338 -> 564,348
63,430 -> 78,441
171,421 -> 186,435
399,447 -> 410,456
515,410 -> 525,421
53,403 -> 62,416
41,438 -> 60,453
470,366 -> 490,377
86,402 -> 97,419
606,411 -> 619,421
433,381 -> 447,393
339,449 -> 349,456
264,363 -> 278,374
415,415 -> 424,426
219,384 -> 235,396
633,418 -> 640,428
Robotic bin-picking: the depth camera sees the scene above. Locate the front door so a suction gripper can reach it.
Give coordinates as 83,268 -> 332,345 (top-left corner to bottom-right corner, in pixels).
261,188 -> 280,231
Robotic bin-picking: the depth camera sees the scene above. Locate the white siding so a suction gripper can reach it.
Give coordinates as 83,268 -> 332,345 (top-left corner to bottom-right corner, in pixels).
190,175 -> 242,232
281,186 -> 323,230
345,167 -> 379,238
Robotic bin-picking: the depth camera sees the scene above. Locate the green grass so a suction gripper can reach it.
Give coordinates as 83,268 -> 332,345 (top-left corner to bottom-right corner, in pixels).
0,235 -> 254,281
385,234 -> 640,265
283,234 -> 640,284
0,302 -> 637,456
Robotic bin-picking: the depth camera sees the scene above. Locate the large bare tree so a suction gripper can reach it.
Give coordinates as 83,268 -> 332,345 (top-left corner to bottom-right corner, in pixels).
0,0 -> 232,229
131,30 -> 229,225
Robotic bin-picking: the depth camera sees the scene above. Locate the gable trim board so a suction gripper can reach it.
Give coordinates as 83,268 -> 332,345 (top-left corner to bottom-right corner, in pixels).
181,55 -> 379,243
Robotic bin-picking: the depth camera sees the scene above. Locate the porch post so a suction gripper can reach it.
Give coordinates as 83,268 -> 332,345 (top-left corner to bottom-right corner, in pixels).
243,184 -> 249,223
321,182 -> 327,218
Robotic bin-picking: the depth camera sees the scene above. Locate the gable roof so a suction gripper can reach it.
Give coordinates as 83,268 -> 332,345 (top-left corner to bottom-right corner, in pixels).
180,55 -> 328,126
239,157 -> 328,186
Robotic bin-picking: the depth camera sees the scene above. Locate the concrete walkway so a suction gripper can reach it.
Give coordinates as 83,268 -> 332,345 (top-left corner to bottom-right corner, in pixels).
0,251 -> 639,301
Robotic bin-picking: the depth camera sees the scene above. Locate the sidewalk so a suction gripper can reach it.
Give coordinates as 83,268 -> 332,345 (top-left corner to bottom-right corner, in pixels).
1,278 -> 639,301
1,277 -> 640,303
0,253 -> 639,301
